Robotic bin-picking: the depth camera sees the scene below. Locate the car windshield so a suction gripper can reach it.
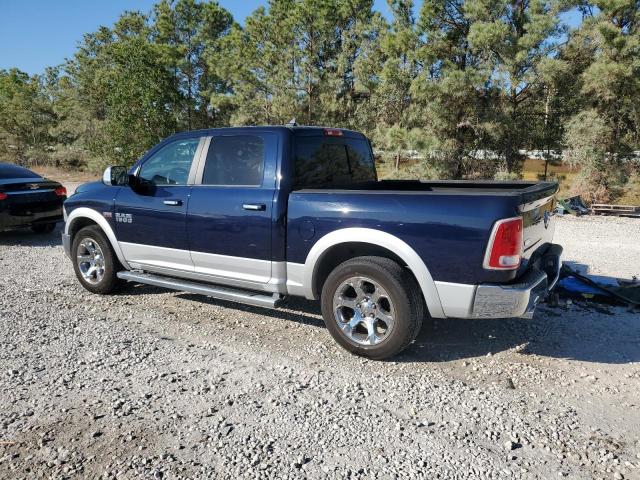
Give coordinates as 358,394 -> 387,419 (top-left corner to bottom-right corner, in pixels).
0,164 -> 41,180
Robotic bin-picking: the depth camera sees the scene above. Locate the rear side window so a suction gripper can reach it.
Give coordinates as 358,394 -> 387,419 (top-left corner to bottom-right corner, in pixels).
0,164 -> 40,179
202,135 -> 265,186
293,137 -> 375,189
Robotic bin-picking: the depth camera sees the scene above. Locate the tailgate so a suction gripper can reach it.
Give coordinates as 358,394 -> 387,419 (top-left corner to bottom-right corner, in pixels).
519,182 -> 558,270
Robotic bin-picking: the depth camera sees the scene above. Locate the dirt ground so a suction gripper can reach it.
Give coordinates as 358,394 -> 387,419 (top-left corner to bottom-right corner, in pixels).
0,200 -> 639,479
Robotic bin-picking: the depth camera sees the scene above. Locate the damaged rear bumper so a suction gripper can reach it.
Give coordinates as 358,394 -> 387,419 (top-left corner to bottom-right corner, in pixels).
472,268 -> 549,319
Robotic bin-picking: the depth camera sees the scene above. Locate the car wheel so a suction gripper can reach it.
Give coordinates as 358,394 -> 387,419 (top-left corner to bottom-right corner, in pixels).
31,223 -> 56,234
320,256 -> 425,360
72,225 -> 122,294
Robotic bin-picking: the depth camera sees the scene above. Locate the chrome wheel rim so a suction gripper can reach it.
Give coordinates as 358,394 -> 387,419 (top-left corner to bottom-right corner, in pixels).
76,237 -> 105,285
333,276 -> 395,346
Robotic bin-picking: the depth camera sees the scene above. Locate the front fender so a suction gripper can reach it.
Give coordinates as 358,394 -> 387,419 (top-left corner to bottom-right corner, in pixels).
64,207 -> 131,270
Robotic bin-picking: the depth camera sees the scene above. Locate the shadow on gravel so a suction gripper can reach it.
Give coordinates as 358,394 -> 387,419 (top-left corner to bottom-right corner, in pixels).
395,260 -> 640,365
176,293 -> 326,329
128,281 -> 638,365
396,303 -> 640,365
0,223 -> 63,247
116,283 -> 178,296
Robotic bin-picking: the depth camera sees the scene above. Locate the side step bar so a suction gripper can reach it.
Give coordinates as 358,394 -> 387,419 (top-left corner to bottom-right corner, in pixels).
117,271 -> 285,309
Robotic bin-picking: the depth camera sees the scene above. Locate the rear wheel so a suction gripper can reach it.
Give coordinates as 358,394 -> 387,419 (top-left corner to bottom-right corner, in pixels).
31,222 -> 56,234
320,256 -> 425,360
71,225 -> 122,294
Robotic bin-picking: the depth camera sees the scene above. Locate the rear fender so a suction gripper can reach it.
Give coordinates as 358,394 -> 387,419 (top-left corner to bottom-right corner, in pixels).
303,228 -> 445,318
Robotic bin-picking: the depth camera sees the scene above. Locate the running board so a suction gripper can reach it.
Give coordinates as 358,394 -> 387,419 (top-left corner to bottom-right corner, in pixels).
117,271 -> 285,309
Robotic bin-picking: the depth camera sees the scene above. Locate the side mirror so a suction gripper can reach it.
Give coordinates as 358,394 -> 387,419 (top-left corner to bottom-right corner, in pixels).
102,166 -> 129,186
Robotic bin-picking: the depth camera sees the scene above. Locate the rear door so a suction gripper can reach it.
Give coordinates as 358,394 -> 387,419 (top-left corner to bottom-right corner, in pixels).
115,136 -> 203,271
186,132 -> 278,285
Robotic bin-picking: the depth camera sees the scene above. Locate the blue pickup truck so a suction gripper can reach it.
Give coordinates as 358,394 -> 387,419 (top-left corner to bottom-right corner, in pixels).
62,126 -> 562,359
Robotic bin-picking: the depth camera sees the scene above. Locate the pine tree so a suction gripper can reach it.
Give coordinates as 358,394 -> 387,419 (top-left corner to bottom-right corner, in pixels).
411,0 -> 490,178
371,0 -> 421,170
564,0 -> 640,202
153,0 -> 233,130
465,0 -> 568,175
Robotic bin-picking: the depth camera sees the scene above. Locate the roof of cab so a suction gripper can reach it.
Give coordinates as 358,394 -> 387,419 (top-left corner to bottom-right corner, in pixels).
165,125 -> 367,140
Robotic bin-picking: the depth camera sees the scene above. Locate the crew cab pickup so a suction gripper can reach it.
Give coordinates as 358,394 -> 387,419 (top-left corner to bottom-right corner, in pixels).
62,126 -> 562,359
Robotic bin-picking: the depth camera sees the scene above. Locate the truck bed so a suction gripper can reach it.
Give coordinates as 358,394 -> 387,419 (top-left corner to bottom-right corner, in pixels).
296,179 -> 557,204
288,179 -> 558,285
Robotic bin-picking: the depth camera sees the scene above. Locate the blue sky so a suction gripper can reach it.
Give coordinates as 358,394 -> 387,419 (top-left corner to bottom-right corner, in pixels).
0,1 -> 581,75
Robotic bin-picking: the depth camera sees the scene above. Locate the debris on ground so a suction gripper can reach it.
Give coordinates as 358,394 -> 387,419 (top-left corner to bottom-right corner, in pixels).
557,195 -> 590,216
556,265 -> 640,307
591,203 -> 640,218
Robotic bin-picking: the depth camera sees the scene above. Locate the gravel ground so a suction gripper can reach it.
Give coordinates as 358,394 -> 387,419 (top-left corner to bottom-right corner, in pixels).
0,213 -> 639,480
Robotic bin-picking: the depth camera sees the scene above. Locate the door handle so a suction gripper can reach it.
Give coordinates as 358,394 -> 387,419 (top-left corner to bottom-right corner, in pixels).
163,199 -> 183,206
243,203 -> 266,211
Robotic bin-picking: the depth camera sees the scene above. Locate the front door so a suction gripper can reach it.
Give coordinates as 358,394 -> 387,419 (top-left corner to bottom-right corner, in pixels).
186,133 -> 278,285
115,136 -> 203,272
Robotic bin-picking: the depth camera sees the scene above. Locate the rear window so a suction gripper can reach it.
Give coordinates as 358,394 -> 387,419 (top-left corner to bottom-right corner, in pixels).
293,137 -> 375,189
0,164 -> 40,180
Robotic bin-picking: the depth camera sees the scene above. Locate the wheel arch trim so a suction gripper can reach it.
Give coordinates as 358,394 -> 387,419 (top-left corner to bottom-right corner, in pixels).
64,207 -> 131,270
303,227 -> 445,318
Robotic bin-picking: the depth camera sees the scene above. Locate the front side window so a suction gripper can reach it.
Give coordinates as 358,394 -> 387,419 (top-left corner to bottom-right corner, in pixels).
202,135 -> 265,186
139,138 -> 200,186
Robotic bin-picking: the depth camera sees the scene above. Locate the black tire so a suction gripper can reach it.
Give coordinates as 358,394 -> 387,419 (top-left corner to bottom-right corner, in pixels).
31,222 -> 56,234
71,225 -> 122,294
320,256 -> 425,360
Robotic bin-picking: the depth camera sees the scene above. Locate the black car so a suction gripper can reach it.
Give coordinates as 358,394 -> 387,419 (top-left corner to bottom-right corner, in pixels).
0,163 -> 67,234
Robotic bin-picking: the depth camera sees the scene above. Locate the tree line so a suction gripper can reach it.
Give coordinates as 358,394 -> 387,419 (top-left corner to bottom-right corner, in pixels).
0,0 -> 639,202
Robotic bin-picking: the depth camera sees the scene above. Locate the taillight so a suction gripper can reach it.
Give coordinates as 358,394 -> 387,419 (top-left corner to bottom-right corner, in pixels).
0,192 -> 7,201
324,128 -> 343,136
483,217 -> 523,270
54,186 -> 67,197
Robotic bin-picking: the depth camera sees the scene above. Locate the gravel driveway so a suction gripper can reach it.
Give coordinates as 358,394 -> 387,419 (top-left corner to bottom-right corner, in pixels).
1,213 -> 639,479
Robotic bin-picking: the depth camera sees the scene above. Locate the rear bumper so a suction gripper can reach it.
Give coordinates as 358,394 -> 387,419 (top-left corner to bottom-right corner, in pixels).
472,268 -> 549,319
0,207 -> 63,232
435,243 -> 562,319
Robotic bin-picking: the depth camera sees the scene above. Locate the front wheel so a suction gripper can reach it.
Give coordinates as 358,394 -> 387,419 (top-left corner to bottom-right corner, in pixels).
71,225 -> 122,294
320,256 -> 425,360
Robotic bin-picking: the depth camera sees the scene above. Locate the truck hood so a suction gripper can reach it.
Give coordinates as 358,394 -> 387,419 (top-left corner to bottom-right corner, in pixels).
74,181 -> 104,194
